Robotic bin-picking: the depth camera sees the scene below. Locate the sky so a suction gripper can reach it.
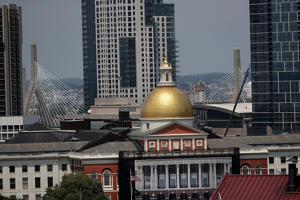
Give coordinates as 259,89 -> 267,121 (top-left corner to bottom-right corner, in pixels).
2,0 -> 250,79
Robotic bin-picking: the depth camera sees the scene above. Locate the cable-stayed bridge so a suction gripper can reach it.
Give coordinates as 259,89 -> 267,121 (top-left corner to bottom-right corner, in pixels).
23,44 -> 85,128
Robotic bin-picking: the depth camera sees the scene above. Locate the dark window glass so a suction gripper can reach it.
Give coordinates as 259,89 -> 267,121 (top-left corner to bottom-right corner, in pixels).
35,177 -> 40,188
10,178 -> 15,189
48,177 -> 53,187
47,165 -> 53,172
269,157 -> 274,164
281,157 -> 286,163
9,166 -> 15,173
35,165 -> 40,172
62,164 -> 67,171
22,165 -> 28,172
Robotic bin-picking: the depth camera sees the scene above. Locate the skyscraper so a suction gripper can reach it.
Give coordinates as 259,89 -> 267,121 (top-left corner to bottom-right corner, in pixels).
250,0 -> 300,132
82,0 -> 176,106
0,4 -> 23,116
81,0 -> 97,110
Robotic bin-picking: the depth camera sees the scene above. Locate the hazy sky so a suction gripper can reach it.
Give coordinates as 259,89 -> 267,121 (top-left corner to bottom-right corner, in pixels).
3,0 -> 250,79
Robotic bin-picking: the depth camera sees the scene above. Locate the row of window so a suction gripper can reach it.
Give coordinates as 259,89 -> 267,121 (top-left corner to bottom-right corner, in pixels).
0,176 -> 53,190
148,139 -> 203,150
269,156 -> 298,164
0,164 -> 67,173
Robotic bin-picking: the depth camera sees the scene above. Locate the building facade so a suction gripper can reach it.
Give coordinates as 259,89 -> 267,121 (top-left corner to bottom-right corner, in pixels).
250,0 -> 300,132
0,4 -> 23,116
82,0 -> 176,105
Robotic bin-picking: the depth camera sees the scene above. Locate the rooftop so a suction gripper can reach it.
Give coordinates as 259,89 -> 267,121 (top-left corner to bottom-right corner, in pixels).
211,174 -> 300,200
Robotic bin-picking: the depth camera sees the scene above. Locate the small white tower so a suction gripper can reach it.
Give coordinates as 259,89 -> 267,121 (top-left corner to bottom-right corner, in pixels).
157,56 -> 175,87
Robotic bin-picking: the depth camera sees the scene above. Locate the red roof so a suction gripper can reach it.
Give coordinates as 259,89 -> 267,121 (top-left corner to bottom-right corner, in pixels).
211,174 -> 300,200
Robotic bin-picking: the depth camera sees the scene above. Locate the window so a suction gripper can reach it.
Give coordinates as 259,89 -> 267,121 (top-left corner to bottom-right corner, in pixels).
269,157 -> 274,164
0,166 -> 2,173
196,139 -> 202,147
161,141 -> 167,148
157,165 -> 166,189
47,164 -> 53,172
179,165 -> 188,188
169,165 -> 177,188
184,140 -> 191,147
269,169 -> 275,175
281,168 -> 287,174
91,170 -> 98,180
190,164 -> 198,187
23,195 -> 29,200
102,170 -> 111,186
10,166 -> 15,173
0,178 -> 3,189
35,177 -> 41,188
10,178 -> 15,189
143,166 -> 151,189
35,165 -> 40,172
105,194 -> 111,200
48,177 -> 53,187
255,165 -> 261,175
281,157 -> 286,163
22,165 -> 28,173
173,141 -> 179,150
36,194 -> 41,200
23,177 -> 28,189
149,141 -> 156,149
201,164 -> 209,187
241,165 -> 250,175
62,164 -> 67,171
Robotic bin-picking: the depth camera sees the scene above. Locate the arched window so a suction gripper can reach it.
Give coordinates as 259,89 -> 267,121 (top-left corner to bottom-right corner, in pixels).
255,165 -> 261,175
102,170 -> 112,186
241,165 -> 250,175
91,170 -> 98,180
166,73 -> 169,81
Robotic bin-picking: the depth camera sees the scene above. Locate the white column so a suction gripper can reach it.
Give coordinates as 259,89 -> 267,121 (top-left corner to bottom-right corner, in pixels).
169,139 -> 172,151
213,164 -> 216,188
153,165 -> 157,189
166,165 -> 169,189
224,164 -> 227,175
139,166 -> 144,191
187,164 -> 190,188
176,164 -> 180,189
150,166 -> 154,190
199,164 -> 202,188
192,139 -> 195,150
209,164 -> 213,188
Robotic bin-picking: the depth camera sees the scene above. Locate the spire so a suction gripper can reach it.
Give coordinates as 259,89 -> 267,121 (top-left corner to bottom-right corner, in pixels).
158,55 -> 175,87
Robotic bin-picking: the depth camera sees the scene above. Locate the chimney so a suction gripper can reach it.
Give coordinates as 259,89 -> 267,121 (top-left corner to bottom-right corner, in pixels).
287,163 -> 297,192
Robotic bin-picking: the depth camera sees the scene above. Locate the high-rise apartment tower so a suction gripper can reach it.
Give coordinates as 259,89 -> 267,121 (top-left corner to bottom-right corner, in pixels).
0,4 -> 23,116
250,0 -> 300,132
81,0 -> 176,106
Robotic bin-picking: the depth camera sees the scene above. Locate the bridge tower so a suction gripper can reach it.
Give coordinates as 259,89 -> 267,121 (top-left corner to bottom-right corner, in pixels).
24,43 -> 37,115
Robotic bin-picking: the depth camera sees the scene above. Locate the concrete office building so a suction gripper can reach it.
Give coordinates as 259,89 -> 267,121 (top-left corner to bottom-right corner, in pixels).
0,4 -> 23,116
82,0 -> 177,107
250,0 -> 300,132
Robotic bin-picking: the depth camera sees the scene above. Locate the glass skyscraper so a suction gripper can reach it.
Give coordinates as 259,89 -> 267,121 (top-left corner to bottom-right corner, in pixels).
250,0 -> 300,132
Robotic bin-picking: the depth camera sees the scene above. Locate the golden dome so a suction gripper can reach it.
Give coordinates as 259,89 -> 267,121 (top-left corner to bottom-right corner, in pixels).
141,87 -> 193,119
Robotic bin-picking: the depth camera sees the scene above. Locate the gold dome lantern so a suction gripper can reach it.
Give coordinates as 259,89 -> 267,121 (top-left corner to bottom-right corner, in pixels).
141,87 -> 193,119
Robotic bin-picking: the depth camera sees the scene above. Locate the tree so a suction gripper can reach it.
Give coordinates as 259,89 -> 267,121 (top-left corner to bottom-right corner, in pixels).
43,172 -> 107,200
0,195 -> 20,200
